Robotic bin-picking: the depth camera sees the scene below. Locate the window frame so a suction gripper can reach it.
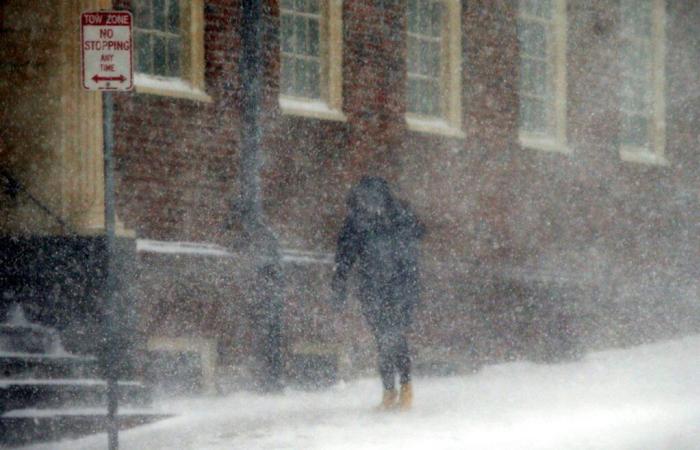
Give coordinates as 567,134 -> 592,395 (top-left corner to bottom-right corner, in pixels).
405,0 -> 464,138
133,0 -> 210,102
618,0 -> 667,166
517,0 -> 569,154
278,0 -> 346,122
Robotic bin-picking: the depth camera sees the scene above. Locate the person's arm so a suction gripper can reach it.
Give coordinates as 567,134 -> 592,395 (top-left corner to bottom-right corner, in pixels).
397,201 -> 426,240
331,217 -> 360,308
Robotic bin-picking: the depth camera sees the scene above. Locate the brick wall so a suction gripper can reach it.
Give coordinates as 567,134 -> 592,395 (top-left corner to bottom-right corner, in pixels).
112,0 -> 700,370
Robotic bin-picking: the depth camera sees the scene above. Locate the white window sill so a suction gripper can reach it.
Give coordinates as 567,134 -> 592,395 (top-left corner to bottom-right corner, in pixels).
279,96 -> 347,122
519,132 -> 571,155
405,115 -> 465,138
134,74 -> 212,103
620,147 -> 669,166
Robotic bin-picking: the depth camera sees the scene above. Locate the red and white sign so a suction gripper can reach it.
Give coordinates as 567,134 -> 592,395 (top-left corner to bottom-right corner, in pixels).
81,11 -> 133,91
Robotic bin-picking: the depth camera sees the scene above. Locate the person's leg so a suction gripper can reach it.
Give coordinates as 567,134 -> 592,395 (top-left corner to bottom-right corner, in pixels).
372,328 -> 400,409
363,300 -> 397,391
395,330 -> 413,410
375,330 -> 396,391
395,332 -> 411,386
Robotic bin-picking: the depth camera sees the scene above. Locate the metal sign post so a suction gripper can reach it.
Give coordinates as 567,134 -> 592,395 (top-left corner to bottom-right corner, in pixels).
81,10 -> 133,450
102,89 -> 119,450
239,0 -> 284,391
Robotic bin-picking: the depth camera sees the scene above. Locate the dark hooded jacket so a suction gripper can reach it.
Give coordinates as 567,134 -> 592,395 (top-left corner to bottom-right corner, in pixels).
332,177 -> 425,330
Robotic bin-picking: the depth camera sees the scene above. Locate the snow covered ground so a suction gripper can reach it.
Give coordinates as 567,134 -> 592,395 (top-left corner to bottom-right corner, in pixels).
22,335 -> 700,450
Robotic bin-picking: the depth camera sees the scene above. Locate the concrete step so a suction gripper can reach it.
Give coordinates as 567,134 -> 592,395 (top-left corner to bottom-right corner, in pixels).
0,352 -> 100,379
0,379 -> 150,412
0,408 -> 172,446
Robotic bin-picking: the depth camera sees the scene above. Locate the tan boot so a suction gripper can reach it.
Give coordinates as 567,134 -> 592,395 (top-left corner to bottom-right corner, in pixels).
377,388 -> 398,411
398,382 -> 413,411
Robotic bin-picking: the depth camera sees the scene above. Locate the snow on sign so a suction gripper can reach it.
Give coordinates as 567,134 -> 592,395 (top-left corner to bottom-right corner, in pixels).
81,11 -> 133,91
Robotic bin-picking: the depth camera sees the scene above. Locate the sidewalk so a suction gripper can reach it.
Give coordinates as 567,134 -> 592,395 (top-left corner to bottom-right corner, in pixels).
21,335 -> 700,450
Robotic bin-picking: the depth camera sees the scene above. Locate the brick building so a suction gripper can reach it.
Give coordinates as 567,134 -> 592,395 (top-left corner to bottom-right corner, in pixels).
2,0 -> 700,387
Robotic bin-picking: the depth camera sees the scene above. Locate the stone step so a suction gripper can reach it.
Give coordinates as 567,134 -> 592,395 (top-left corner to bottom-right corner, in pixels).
0,408 -> 172,446
0,379 -> 150,412
0,352 -> 100,379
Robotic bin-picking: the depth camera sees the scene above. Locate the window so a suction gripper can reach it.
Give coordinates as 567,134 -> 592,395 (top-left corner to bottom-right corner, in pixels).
405,0 -> 463,137
517,0 -> 568,153
132,0 -> 209,101
279,0 -> 345,121
619,0 -> 667,165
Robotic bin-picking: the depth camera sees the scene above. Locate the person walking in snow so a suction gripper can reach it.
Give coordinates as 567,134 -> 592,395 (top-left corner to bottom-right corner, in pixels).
331,176 -> 425,410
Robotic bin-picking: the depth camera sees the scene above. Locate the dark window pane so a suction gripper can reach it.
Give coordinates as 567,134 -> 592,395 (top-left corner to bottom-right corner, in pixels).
281,56 -> 294,95
297,59 -> 307,97
407,0 -> 417,32
167,37 -> 181,77
412,80 -> 422,114
417,1 -> 429,34
307,0 -> 320,14
520,96 -> 530,128
412,79 -> 424,114
629,0 -> 652,36
308,19 -> 319,56
293,59 -> 304,95
420,82 -> 430,116
623,115 -> 649,147
281,0 -> 294,10
153,35 -> 167,75
407,36 -> 419,73
420,80 -> 434,115
428,41 -> 441,78
294,0 -> 307,13
535,0 -> 551,19
307,60 -> 320,98
521,97 -> 548,133
520,58 -> 535,93
522,0 -> 550,19
135,32 -> 152,74
294,16 -> 306,53
519,21 -> 547,58
407,78 -> 418,112
622,77 -> 649,111
281,15 -> 294,52
521,58 -> 547,96
134,0 -> 152,29
418,39 -> 430,75
429,1 -> 443,38
428,80 -> 440,116
153,0 -> 166,31
167,0 -> 180,33
298,59 -> 308,96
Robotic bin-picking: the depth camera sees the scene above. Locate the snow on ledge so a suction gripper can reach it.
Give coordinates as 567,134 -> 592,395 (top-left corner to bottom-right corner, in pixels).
282,249 -> 334,265
620,147 -> 670,166
136,239 -> 333,265
519,133 -> 571,154
279,96 -> 347,121
134,74 -> 211,102
406,115 -> 466,138
136,239 -> 230,257
0,379 -> 142,388
2,407 -> 157,418
0,351 -> 95,361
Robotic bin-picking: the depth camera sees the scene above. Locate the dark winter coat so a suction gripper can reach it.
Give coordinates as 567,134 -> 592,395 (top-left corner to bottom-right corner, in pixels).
331,177 -> 425,332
